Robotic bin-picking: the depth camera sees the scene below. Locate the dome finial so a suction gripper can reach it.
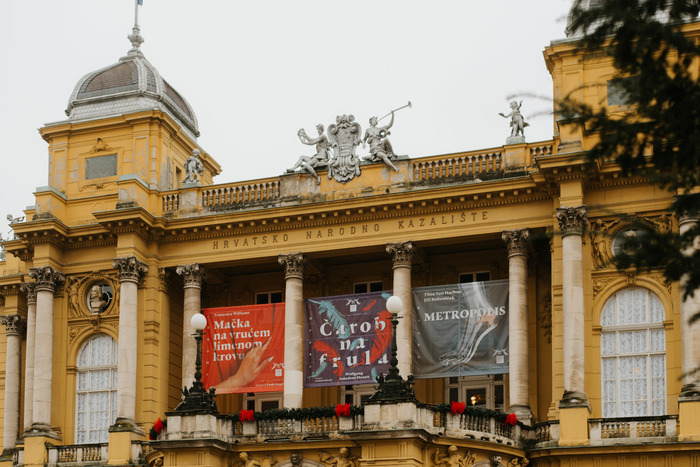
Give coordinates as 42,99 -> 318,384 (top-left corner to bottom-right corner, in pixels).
127,0 -> 144,55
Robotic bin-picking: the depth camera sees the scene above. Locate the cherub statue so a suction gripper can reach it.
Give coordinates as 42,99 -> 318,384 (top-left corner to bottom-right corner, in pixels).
288,124 -> 331,184
499,101 -> 528,138
7,214 -> 24,225
183,149 -> 204,183
363,112 -> 399,172
319,447 -> 358,467
234,452 -> 277,467
432,445 -> 475,467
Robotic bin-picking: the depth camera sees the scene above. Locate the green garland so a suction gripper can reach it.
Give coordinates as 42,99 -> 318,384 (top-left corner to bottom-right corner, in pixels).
233,405 -> 364,422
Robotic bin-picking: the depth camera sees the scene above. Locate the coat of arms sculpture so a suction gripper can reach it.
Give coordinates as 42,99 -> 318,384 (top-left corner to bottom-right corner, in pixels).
327,114 -> 362,183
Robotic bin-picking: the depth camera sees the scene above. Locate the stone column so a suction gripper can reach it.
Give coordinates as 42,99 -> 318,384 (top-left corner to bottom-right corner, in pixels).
555,206 -> 588,406
278,253 -> 305,408
502,229 -> 533,425
112,256 -> 148,427
1,314 -> 26,454
176,264 -> 206,389
21,283 -> 37,434
676,211 -> 700,441
26,266 -> 63,436
677,212 -> 700,400
386,241 -> 414,378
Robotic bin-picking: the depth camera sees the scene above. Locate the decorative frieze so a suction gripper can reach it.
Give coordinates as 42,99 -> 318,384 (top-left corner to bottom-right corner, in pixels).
556,206 -> 587,236
20,282 -> 37,305
386,241 -> 414,268
113,256 -> 148,284
176,264 -> 207,289
502,229 -> 529,257
278,253 -> 306,279
1,315 -> 26,337
28,266 -> 65,293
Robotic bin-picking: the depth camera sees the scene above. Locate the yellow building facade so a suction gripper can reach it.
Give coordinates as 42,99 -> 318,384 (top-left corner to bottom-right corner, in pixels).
1,8 -> 700,467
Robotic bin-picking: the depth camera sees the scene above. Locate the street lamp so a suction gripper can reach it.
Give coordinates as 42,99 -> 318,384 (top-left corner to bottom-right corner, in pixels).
369,295 -> 416,402
174,312 -> 218,414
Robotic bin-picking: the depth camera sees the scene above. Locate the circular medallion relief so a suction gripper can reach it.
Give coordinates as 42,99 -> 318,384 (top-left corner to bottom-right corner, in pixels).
86,282 -> 113,314
611,227 -> 648,257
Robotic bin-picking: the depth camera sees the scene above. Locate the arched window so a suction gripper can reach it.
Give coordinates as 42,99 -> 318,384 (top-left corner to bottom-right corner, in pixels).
75,334 -> 118,443
600,287 -> 666,418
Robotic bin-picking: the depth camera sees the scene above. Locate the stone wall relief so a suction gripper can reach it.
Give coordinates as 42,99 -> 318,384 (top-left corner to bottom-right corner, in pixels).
66,272 -> 119,318
233,452 -> 278,467
590,214 -> 673,270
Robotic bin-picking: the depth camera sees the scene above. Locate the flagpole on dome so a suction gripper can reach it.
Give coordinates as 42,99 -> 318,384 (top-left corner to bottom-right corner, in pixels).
127,0 -> 145,55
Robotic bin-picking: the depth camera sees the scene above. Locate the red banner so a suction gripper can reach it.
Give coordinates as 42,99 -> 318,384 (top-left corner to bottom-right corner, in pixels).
201,304 -> 284,394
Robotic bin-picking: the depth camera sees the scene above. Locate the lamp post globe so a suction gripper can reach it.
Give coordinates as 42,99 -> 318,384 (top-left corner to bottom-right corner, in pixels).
191,312 -> 207,331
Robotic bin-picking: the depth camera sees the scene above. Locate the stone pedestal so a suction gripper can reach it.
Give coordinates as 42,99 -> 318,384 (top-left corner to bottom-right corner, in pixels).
386,241 -> 414,378
279,253 -> 306,408
503,140 -> 527,171
176,264 -> 206,388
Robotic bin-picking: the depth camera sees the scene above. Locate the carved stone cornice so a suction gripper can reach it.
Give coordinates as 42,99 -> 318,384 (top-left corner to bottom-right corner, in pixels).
502,229 -> 529,257
386,241 -> 414,268
556,206 -> 587,237
113,256 -> 148,284
176,264 -> 207,289
28,266 -> 65,293
278,253 -> 306,279
20,282 -> 37,305
1,314 -> 26,337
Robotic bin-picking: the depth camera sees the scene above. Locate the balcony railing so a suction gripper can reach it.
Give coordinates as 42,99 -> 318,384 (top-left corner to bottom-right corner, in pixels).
46,443 -> 108,465
411,151 -> 502,182
589,415 -> 677,444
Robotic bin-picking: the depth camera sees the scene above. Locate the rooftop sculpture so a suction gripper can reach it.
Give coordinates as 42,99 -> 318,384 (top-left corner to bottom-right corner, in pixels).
499,100 -> 528,143
183,149 -> 204,184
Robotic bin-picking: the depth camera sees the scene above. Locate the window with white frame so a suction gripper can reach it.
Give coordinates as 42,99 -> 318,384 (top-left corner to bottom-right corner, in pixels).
353,281 -> 383,294
255,291 -> 282,304
444,375 -> 505,411
600,287 -> 666,418
341,384 -> 375,405
243,392 -> 282,412
459,271 -> 490,283
75,334 -> 118,444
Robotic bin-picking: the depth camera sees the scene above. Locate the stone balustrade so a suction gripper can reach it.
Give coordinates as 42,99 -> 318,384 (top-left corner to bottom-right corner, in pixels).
588,416 -> 678,444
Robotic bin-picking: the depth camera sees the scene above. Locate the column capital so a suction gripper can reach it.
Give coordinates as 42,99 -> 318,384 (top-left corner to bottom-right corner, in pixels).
1,314 -> 26,337
278,253 -> 306,280
113,256 -> 148,284
675,209 -> 700,227
502,229 -> 530,257
20,282 -> 37,305
28,266 -> 64,293
176,264 -> 207,289
556,206 -> 588,237
386,241 -> 415,269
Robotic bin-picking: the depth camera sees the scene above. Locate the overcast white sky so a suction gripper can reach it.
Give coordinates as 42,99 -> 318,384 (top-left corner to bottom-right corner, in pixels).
0,0 -> 573,240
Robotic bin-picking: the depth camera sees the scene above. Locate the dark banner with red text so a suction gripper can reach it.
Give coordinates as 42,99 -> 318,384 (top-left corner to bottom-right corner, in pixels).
304,292 -> 393,387
202,304 -> 284,394
412,280 -> 509,379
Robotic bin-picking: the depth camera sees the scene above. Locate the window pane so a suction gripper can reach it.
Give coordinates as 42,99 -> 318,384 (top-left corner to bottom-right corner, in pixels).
601,333 -> 615,355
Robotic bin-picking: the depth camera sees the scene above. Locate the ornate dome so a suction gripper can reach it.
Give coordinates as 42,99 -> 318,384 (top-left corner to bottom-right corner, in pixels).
65,26 -> 199,139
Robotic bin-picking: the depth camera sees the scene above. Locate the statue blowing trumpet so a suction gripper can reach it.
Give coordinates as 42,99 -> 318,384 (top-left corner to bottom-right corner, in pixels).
378,101 -> 412,121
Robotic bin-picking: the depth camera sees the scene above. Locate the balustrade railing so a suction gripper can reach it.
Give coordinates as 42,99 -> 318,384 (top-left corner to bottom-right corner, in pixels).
412,152 -> 502,182
202,181 -> 280,209
47,443 -> 107,464
589,416 -> 677,444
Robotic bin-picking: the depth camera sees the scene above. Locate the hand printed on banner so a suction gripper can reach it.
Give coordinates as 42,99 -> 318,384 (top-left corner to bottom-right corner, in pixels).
202,304 -> 285,394
214,339 -> 272,392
